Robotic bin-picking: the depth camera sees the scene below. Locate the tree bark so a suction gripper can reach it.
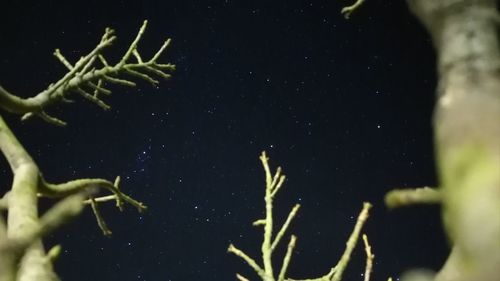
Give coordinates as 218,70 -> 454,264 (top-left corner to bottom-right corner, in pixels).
407,0 -> 500,280
0,115 -> 59,281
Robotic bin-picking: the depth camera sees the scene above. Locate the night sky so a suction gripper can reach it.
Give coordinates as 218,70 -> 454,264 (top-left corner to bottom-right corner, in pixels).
0,1 -> 449,281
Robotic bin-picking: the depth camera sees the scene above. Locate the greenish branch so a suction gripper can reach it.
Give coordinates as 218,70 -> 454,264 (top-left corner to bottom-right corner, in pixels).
236,274 -> 251,281
341,0 -> 366,19
38,175 -> 146,211
278,235 -> 297,281
89,196 -> 112,236
0,20 -> 175,126
271,204 -> 300,252
284,202 -> 372,281
385,187 -> 441,209
38,175 -> 146,236
330,202 -> 372,281
0,192 -> 85,281
228,244 -> 266,280
229,152 -> 373,281
362,234 -> 374,281
0,20 -> 172,280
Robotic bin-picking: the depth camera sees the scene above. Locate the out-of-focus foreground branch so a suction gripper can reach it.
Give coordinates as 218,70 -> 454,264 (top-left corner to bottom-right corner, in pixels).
341,0 -> 366,19
228,151 -> 374,281
0,19 -> 175,126
385,1 -> 500,280
0,21 -> 174,281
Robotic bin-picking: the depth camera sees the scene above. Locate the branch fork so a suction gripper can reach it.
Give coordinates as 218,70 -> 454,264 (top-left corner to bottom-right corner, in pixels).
228,152 -> 374,281
0,20 -> 175,126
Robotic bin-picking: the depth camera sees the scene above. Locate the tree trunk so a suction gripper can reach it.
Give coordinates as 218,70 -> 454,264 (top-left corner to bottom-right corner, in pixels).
407,1 -> 500,280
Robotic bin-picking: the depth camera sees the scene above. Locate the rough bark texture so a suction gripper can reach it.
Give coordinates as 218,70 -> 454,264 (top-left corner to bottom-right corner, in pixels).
407,0 -> 500,280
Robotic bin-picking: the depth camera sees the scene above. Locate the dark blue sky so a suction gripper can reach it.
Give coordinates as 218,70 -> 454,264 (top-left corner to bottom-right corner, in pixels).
0,1 -> 447,281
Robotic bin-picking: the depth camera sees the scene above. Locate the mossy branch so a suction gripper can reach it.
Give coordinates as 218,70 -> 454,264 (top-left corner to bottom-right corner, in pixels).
341,0 -> 366,19
0,192 -> 85,280
384,187 -> 441,209
362,234 -> 375,281
0,20 -> 175,126
89,196 -> 112,236
278,235 -> 297,281
330,202 -> 372,281
272,204 -> 300,252
229,152 -> 373,281
228,244 -> 267,280
229,152 -> 299,281
0,20 -> 172,280
38,175 -> 146,236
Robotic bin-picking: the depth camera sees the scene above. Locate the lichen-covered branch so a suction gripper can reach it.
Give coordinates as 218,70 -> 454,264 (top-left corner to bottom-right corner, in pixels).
284,202 -> 373,281
0,20 -> 175,126
330,202 -> 372,281
228,244 -> 266,280
384,187 -> 441,209
271,204 -> 300,252
362,234 -> 374,281
0,115 -> 89,280
0,114 -> 47,280
229,152 -> 373,281
38,175 -> 146,212
0,20 -> 173,281
37,174 -> 146,235
228,152 -> 298,281
10,193 -> 84,281
341,0 -> 366,19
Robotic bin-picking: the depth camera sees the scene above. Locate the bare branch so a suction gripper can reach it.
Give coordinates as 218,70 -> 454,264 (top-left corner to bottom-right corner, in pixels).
37,111 -> 67,126
74,87 -> 111,110
231,153 -> 373,281
236,273 -> 251,281
341,0 -> 366,19
362,234 -> 375,281
38,176 -> 147,213
38,193 -> 86,236
228,244 -> 266,280
278,235 -> 297,281
384,187 -> 441,209
150,38 -> 172,63
118,20 -> 148,67
271,204 -> 300,252
331,202 -> 372,281
0,20 -> 174,125
89,197 -> 112,236
125,67 -> 159,85
83,195 -> 117,204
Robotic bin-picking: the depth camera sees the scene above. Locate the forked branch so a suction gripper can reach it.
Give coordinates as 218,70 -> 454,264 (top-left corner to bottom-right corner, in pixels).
0,20 -> 175,126
38,175 -> 146,236
228,152 -> 374,281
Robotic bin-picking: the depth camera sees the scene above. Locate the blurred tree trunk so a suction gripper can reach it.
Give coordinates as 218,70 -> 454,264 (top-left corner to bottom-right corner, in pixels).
407,0 -> 500,280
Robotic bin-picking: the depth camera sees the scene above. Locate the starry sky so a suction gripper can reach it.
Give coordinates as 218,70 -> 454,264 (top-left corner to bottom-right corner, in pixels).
0,1 -> 449,281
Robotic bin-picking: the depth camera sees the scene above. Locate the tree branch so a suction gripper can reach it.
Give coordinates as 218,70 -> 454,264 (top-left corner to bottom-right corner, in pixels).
385,187 -> 441,208
230,153 -> 372,281
341,0 -> 366,19
0,20 -> 175,126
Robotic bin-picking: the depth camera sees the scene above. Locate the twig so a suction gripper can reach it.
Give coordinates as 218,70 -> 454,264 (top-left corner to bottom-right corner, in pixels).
0,20 -> 174,124
362,234 -> 374,281
341,0 -> 366,19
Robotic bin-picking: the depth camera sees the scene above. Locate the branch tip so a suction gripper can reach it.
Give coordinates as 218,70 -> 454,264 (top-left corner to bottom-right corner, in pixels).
341,0 -> 366,19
